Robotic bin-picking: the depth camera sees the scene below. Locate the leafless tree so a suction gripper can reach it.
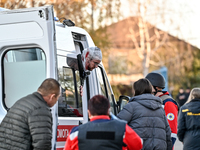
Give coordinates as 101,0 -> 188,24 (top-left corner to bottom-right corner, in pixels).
125,0 -> 194,80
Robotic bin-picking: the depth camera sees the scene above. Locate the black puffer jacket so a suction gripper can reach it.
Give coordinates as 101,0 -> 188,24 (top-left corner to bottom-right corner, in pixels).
117,94 -> 172,150
178,99 -> 200,150
0,92 -> 52,150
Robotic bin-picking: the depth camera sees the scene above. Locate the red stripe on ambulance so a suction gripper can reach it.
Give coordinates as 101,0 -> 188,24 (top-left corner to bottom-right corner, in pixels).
57,125 -> 77,142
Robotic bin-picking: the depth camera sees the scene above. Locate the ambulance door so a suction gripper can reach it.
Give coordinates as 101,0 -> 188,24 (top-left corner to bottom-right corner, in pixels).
0,6 -> 57,150
56,39 -> 88,149
93,65 -> 118,115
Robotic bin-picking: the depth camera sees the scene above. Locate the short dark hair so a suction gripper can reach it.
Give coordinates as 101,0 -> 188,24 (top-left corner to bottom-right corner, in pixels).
133,78 -> 152,96
38,78 -> 60,97
88,95 -> 110,116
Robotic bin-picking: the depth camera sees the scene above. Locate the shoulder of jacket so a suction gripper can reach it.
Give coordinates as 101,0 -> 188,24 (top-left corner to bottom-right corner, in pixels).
70,126 -> 79,134
161,95 -> 178,106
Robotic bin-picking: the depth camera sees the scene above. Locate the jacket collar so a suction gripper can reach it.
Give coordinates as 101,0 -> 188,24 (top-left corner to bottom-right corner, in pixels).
90,115 -> 110,121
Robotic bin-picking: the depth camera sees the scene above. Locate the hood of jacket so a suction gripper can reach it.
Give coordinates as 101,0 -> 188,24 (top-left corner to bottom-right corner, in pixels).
185,98 -> 200,113
129,94 -> 162,110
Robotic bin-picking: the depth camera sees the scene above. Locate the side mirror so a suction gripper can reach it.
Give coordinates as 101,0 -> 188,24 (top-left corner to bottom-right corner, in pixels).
66,56 -> 78,70
66,54 -> 90,86
118,95 -> 130,112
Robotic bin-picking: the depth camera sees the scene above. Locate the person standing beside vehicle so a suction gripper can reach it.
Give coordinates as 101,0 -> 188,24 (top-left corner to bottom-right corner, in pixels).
177,88 -> 200,150
117,78 -> 172,150
64,95 -> 143,150
146,72 -> 178,149
0,78 -> 60,150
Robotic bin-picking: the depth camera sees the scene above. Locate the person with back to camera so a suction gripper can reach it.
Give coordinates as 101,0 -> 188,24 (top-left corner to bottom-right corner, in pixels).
117,78 -> 172,150
145,72 -> 178,149
178,88 -> 200,150
176,87 -> 186,107
64,95 -> 143,150
0,78 -> 60,150
184,87 -> 191,101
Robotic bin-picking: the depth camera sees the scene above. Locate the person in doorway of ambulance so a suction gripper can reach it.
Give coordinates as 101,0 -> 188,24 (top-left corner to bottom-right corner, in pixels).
177,88 -> 200,150
78,46 -> 102,96
64,95 -> 143,150
82,46 -> 102,72
0,78 -> 60,150
145,72 -> 178,149
117,78 -> 172,150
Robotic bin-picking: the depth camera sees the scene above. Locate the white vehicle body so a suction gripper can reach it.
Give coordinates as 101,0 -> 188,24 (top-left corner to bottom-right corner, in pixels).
0,6 -> 118,150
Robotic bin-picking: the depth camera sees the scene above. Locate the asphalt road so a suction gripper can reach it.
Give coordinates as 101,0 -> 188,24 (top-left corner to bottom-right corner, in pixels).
174,139 -> 183,150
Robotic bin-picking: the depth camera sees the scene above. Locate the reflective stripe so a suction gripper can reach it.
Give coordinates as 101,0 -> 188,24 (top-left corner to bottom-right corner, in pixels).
70,131 -> 79,140
182,109 -> 189,112
187,112 -> 200,116
171,133 -> 177,138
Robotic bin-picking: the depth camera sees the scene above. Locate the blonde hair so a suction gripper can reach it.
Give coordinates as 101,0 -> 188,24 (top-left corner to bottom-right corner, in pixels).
185,87 -> 200,104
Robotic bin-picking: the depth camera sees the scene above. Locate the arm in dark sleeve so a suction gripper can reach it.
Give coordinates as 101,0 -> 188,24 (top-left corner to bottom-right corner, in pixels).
117,103 -> 133,123
28,108 -> 52,150
177,107 -> 186,142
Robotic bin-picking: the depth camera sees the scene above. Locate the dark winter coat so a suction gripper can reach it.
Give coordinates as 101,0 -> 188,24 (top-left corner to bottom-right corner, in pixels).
0,92 -> 52,150
117,94 -> 172,150
177,99 -> 200,150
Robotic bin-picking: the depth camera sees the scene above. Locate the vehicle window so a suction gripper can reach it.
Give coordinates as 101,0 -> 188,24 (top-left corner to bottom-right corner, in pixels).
3,48 -> 46,108
96,67 -> 106,96
103,71 -> 113,102
96,67 -> 115,114
103,72 -> 114,112
57,55 -> 83,117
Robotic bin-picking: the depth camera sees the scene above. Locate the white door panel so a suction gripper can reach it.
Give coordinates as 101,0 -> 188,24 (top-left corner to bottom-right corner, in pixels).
0,6 -> 57,150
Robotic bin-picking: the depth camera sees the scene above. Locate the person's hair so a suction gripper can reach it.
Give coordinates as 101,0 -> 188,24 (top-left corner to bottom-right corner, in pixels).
88,95 -> 110,116
82,46 -> 102,61
185,87 -> 200,104
133,78 -> 152,96
37,78 -> 60,97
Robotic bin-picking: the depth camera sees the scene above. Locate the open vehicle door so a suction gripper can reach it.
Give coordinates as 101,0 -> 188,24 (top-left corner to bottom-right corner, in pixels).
0,6 -> 57,150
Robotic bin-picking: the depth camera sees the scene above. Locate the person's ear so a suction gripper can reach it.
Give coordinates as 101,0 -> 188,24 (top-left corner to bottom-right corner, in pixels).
85,52 -> 89,58
49,93 -> 56,101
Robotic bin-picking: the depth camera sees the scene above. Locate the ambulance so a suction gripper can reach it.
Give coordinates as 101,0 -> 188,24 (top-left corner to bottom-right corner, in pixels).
0,5 -> 119,150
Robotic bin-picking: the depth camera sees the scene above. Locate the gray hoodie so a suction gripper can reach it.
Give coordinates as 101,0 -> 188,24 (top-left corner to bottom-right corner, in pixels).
117,94 -> 172,150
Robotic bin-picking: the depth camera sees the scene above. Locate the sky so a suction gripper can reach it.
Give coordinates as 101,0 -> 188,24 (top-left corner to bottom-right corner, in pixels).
120,0 -> 200,49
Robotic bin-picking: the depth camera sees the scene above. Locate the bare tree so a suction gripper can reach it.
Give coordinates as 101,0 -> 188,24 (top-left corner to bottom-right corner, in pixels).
124,0 -> 194,80
2,0 -> 47,9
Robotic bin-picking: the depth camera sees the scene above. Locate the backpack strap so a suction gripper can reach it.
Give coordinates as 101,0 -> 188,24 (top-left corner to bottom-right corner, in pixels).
160,95 -> 179,109
160,95 -> 172,102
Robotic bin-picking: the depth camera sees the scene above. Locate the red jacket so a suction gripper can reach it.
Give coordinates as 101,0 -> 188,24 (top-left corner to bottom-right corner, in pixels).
64,115 -> 143,150
159,91 -> 178,147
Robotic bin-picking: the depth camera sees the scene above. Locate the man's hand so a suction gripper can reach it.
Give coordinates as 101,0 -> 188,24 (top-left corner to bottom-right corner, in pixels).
80,86 -> 83,97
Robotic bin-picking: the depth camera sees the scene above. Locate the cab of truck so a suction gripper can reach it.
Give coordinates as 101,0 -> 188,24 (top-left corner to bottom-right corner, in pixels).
0,5 -> 118,150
